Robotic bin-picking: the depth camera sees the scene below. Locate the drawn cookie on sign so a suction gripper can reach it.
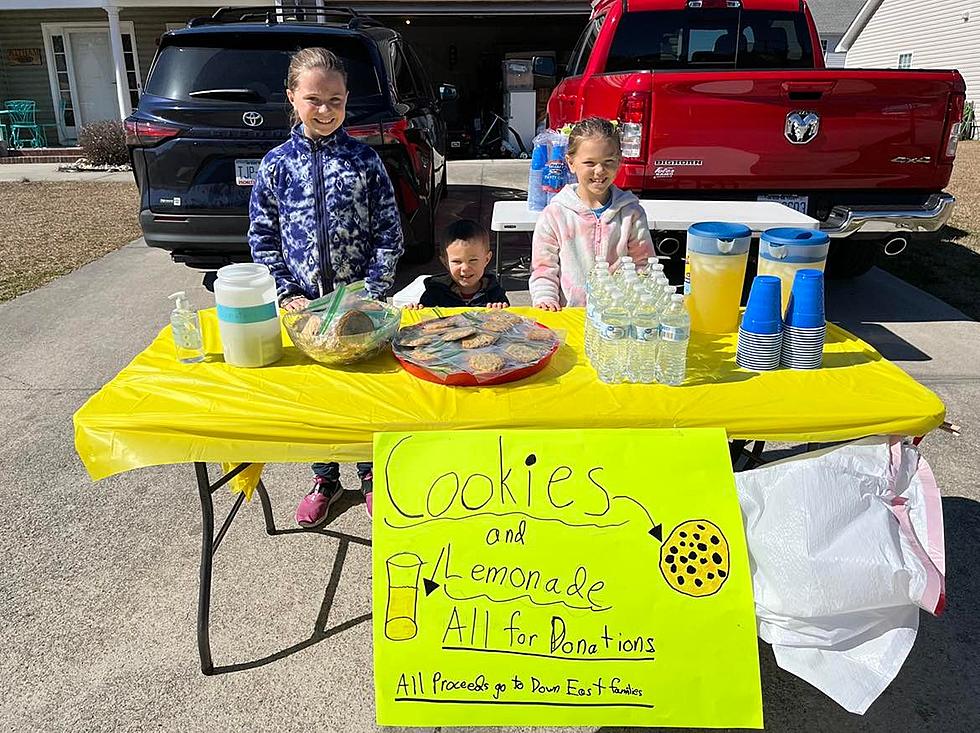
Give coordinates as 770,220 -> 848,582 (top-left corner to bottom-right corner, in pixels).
659,520 -> 729,597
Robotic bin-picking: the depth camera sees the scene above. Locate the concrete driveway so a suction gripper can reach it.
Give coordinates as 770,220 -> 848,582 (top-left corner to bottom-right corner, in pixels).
1,161 -> 977,732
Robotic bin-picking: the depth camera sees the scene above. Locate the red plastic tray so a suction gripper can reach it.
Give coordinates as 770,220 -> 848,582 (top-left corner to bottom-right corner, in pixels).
394,324 -> 560,387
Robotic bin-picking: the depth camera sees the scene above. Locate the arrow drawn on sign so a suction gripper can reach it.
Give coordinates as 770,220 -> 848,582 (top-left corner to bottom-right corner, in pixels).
612,494 -> 663,542
424,546 -> 444,596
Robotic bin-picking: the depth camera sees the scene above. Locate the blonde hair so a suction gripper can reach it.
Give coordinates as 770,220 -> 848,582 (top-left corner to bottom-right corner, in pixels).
567,116 -> 621,158
286,47 -> 348,124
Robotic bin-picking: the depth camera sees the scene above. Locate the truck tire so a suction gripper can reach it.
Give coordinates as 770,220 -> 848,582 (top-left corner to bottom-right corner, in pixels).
825,240 -> 877,279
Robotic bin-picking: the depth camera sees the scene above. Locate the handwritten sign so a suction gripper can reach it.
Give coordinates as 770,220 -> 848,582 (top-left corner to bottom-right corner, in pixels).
373,428 -> 762,728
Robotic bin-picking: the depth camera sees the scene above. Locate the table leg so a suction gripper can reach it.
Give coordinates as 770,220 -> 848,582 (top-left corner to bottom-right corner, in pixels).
195,462 -> 216,675
495,231 -> 502,275
194,460 -> 253,675
256,480 -> 276,536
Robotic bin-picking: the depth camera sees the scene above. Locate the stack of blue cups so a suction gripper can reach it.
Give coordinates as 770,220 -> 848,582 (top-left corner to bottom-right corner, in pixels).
736,275 -> 782,370
782,269 -> 826,369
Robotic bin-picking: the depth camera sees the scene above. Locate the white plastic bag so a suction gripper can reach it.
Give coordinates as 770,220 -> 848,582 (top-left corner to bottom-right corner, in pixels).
735,436 -> 945,714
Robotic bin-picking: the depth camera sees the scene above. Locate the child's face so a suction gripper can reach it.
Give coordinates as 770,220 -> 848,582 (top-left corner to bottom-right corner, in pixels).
567,137 -> 622,200
442,239 -> 492,291
287,68 -> 348,138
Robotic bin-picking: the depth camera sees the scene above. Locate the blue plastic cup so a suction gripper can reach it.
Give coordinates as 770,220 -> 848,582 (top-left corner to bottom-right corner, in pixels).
784,269 -> 825,328
741,275 -> 783,335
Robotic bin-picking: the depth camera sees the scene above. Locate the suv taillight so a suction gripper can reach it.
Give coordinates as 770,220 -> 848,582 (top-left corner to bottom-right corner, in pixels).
124,118 -> 182,147
942,93 -> 965,161
617,92 -> 650,161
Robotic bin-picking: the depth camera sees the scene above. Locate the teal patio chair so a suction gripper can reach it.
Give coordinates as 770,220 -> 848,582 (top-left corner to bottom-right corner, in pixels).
5,100 -> 46,148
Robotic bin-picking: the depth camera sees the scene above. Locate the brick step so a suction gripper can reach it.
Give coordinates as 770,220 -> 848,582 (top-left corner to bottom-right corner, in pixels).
0,147 -> 83,164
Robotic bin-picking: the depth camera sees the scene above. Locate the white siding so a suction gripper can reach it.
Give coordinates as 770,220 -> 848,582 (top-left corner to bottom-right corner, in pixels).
844,0 -> 980,103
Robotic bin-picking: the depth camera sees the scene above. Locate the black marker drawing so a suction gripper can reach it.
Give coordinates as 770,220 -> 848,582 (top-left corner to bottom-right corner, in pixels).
658,520 -> 730,598
611,494 -> 663,541
384,552 -> 424,641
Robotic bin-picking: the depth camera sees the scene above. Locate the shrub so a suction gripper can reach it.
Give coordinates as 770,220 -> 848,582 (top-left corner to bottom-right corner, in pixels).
960,101 -> 975,141
78,120 -> 129,165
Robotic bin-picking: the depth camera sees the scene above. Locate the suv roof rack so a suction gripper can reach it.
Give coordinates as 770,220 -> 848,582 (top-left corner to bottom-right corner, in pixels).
187,5 -> 383,30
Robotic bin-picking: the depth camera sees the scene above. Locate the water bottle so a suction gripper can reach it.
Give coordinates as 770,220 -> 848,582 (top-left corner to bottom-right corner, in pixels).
630,292 -> 661,384
585,262 -> 610,360
527,141 -> 548,211
620,268 -> 640,303
542,141 -> 568,205
656,294 -> 691,386
596,289 -> 630,384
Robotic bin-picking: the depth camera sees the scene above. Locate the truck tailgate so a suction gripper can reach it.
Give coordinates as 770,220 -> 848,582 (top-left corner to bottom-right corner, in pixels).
598,70 -> 963,191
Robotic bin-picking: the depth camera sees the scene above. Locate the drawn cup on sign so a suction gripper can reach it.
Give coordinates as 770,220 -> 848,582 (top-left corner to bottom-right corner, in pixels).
385,552 -> 423,641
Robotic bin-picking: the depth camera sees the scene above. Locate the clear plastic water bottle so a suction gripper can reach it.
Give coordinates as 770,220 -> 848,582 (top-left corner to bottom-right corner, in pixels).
585,263 -> 610,360
656,294 -> 690,386
620,268 -> 641,304
630,291 -> 661,383
596,288 -> 630,383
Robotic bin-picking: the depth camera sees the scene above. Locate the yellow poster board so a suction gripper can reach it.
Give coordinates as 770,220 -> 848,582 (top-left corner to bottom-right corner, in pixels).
372,428 -> 762,728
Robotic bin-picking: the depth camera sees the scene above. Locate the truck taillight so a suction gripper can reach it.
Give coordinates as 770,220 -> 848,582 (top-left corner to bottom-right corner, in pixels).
943,93 -> 965,161
617,92 -> 650,160
124,118 -> 181,147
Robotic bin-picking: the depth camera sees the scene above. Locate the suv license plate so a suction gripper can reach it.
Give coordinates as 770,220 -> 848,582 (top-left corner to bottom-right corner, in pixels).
757,194 -> 808,215
235,158 -> 261,186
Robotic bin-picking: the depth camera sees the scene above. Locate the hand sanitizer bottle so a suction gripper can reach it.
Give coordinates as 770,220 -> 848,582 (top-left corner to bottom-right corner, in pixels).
168,291 -> 205,364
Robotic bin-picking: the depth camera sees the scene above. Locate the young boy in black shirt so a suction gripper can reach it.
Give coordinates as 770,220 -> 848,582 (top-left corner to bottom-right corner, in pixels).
411,219 -> 510,308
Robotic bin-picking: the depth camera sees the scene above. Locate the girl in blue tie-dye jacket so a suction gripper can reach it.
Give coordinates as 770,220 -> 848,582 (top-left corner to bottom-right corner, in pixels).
248,47 -> 403,527
248,49 -> 404,308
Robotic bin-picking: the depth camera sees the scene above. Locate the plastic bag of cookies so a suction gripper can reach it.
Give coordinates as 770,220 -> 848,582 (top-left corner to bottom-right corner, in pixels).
392,309 -> 562,385
282,280 -> 401,366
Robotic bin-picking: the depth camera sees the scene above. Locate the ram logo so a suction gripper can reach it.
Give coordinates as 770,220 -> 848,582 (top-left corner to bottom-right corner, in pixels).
784,111 -> 820,145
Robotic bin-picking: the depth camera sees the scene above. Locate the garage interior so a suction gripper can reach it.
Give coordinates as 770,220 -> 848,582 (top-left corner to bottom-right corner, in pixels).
351,3 -> 588,157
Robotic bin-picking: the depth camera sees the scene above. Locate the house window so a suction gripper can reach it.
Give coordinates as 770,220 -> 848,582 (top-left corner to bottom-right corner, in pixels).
122,33 -> 140,106
898,52 -> 913,69
50,35 -> 77,128
820,39 -> 828,53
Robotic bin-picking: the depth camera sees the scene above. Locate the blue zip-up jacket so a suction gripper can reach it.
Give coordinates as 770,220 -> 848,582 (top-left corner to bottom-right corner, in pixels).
248,125 -> 404,302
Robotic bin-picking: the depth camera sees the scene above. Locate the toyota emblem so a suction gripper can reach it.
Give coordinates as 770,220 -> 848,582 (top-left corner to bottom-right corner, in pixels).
242,111 -> 264,127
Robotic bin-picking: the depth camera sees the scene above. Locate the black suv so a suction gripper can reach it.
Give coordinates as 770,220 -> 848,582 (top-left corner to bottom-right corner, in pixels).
126,6 -> 452,273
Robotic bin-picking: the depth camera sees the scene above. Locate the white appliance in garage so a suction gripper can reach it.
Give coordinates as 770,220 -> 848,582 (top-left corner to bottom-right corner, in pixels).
502,54 -> 556,157
503,88 -> 536,156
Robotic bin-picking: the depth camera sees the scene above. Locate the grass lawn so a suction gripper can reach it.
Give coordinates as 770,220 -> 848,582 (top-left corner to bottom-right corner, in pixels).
0,181 -> 139,302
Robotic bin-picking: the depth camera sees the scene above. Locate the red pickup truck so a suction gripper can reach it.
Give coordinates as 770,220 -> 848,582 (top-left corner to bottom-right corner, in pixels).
548,0 -> 967,276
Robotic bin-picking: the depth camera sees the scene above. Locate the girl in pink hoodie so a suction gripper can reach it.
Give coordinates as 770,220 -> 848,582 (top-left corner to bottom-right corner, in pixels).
530,118 -> 655,310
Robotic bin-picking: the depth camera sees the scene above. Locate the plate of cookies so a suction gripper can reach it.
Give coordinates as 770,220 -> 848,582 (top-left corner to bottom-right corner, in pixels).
392,310 -> 561,386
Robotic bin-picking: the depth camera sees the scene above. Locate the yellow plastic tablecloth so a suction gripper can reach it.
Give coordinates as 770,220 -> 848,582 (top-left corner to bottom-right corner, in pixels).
73,307 -> 945,481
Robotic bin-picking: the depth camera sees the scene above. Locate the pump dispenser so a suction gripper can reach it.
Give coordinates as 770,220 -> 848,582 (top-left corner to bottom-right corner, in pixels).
168,291 -> 205,364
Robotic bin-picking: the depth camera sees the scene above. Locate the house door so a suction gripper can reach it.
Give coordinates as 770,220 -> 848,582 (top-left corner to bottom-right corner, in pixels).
67,31 -> 119,124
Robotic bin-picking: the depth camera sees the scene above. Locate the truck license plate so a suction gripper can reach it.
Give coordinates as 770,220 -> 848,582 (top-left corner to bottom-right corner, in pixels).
235,158 -> 260,186
757,194 -> 809,215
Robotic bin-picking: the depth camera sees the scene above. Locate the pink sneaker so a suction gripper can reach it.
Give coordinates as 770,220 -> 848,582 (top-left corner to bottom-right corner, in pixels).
295,477 -> 343,528
360,473 -> 374,518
